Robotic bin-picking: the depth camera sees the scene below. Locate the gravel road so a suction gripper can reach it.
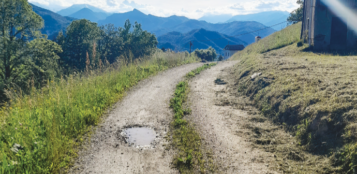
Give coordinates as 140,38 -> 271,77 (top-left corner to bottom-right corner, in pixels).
70,63 -> 203,174
188,61 -> 278,174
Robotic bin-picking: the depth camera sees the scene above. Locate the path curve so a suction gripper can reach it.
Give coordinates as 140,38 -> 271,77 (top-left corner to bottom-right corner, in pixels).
188,61 -> 278,174
70,63 -> 203,174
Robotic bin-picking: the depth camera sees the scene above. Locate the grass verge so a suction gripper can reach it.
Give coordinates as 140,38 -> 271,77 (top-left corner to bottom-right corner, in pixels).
0,51 -> 199,173
231,22 -> 357,173
169,63 -> 216,173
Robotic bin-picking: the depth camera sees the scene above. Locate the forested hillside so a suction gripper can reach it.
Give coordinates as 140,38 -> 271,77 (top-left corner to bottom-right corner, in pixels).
157,29 -> 247,53
30,3 -> 74,39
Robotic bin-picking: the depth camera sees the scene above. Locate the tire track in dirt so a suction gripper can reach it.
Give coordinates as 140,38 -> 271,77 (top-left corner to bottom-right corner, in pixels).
69,63 -> 203,174
188,61 -> 278,174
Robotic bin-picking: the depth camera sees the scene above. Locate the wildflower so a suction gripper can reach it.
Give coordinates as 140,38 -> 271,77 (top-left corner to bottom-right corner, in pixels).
15,127 -> 17,130
19,123 -> 22,126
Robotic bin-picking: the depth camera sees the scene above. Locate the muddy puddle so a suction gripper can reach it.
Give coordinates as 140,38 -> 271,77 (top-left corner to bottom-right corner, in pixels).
121,127 -> 157,147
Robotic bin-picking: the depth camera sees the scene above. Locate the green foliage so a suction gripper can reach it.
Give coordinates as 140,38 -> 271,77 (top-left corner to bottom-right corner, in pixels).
0,0 -> 61,101
218,55 -> 224,61
288,0 -> 304,24
170,63 -> 216,173
56,19 -> 158,73
194,47 -> 217,62
56,19 -> 100,71
0,51 -> 199,173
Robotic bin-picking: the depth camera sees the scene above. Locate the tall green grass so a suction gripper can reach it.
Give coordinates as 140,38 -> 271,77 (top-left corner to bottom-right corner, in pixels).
0,51 -> 199,173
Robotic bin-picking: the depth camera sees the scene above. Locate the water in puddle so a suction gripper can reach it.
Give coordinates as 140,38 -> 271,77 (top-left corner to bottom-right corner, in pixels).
123,127 -> 156,146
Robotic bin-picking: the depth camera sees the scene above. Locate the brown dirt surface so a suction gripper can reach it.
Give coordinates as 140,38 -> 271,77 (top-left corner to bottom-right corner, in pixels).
187,60 -> 335,173
187,61 -> 278,174
68,63 -> 203,174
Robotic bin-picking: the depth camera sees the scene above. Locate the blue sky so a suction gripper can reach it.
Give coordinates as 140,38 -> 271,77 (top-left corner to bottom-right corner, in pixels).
28,0 -> 299,19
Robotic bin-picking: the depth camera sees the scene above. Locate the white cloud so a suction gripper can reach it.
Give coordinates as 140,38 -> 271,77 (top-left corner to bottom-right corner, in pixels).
28,0 -> 300,18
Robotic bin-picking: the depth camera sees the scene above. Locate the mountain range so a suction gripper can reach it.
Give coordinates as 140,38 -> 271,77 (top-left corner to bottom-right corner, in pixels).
57,4 -> 109,16
157,29 -> 247,54
98,9 -> 275,44
30,3 -> 75,39
226,11 -> 290,30
69,8 -> 109,22
199,14 -> 233,24
30,3 -> 280,51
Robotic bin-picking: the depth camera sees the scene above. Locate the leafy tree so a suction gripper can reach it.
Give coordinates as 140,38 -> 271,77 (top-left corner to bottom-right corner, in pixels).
56,19 -> 100,72
288,0 -> 304,24
218,55 -> 224,61
0,0 -> 43,85
130,22 -> 158,58
98,24 -> 124,64
0,0 -> 61,92
194,47 -> 217,62
27,39 -> 62,87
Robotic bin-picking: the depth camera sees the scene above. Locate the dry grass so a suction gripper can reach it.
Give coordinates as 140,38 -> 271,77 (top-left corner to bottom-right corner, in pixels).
230,22 -> 357,173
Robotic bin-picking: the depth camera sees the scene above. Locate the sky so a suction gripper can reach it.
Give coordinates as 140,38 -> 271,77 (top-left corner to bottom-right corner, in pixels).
28,0 -> 299,19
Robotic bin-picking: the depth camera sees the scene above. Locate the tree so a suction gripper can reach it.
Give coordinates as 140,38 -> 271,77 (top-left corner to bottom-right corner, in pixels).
56,19 -> 100,72
27,39 -> 62,87
218,55 -> 224,61
288,0 -> 304,24
194,47 -> 217,62
0,0 -> 61,89
97,24 -> 124,64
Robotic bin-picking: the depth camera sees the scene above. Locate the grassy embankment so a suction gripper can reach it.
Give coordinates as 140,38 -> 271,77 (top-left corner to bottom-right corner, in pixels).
231,22 -> 357,173
169,63 -> 216,174
0,51 -> 199,173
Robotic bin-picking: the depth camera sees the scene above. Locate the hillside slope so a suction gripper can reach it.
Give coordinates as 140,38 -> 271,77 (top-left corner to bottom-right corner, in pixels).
230,22 -> 357,173
158,29 -> 247,54
30,3 -> 74,39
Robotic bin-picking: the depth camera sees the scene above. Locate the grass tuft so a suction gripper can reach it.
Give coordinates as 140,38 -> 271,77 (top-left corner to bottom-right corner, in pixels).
169,63 -> 216,173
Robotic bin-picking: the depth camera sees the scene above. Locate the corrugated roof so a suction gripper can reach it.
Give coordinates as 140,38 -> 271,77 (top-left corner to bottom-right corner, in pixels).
224,45 -> 245,50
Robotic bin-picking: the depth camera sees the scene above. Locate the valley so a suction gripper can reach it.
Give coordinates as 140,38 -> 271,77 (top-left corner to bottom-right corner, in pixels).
3,0 -> 356,173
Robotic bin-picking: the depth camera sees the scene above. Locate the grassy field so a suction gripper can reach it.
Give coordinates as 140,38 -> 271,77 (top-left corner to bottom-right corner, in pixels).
231,22 -> 357,173
169,63 -> 216,174
0,51 -> 199,173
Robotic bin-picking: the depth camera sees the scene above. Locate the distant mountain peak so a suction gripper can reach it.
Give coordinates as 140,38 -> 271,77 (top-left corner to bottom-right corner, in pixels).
57,4 -> 108,16
131,8 -> 145,15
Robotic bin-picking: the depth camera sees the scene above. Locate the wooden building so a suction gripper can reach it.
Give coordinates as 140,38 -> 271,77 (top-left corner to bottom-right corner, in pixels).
223,45 -> 245,59
301,0 -> 357,50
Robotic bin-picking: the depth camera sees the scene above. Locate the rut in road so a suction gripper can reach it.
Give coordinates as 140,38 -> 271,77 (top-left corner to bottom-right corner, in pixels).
69,63 -> 203,174
188,61 -> 278,174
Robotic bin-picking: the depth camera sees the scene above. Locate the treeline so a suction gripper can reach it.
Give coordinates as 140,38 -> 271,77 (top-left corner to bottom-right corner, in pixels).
0,0 -> 157,102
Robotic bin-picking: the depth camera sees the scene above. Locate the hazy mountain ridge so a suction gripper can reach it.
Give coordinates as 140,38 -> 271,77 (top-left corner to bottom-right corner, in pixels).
57,4 -> 109,16
69,8 -> 109,22
157,29 -> 247,54
226,11 -> 290,30
30,3 -> 75,39
99,9 -> 275,45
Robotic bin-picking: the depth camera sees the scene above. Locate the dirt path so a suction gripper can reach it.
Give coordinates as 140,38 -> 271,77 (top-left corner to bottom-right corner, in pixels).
188,61 -> 278,174
69,63 -> 203,174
